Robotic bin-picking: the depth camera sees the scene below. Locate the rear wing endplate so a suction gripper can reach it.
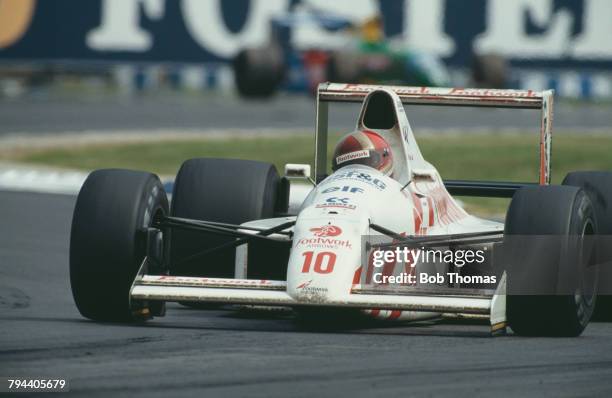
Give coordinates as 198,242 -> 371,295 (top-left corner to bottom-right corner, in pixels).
315,83 -> 554,186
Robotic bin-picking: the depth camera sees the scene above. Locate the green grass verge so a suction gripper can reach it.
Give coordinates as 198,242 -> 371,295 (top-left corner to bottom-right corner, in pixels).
6,132 -> 612,216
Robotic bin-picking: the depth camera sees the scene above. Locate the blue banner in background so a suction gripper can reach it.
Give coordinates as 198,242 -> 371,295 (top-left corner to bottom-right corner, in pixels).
0,0 -> 611,69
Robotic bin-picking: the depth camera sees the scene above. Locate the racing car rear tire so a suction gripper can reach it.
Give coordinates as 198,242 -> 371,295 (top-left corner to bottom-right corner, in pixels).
70,169 -> 169,322
563,171 -> 612,321
503,185 -> 598,336
170,158 -> 280,279
326,52 -> 360,84
471,53 -> 508,88
233,47 -> 284,98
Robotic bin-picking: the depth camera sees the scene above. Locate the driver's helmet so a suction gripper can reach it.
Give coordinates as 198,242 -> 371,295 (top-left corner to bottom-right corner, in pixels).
331,129 -> 394,177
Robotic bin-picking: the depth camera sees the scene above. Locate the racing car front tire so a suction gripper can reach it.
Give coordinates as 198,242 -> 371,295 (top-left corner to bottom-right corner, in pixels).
503,185 -> 598,336
70,169 -> 169,322
563,171 -> 612,321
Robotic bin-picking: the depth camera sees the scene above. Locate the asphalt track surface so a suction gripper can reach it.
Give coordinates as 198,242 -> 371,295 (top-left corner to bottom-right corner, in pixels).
1,93 -> 611,134
2,190 -> 612,397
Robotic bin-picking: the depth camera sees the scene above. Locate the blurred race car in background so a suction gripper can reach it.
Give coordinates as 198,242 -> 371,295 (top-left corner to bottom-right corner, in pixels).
70,83 -> 612,337
233,7 -> 506,98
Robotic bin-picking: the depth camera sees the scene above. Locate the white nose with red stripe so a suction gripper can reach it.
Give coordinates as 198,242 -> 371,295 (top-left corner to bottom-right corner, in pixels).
286,165 -> 417,305
286,215 -> 366,304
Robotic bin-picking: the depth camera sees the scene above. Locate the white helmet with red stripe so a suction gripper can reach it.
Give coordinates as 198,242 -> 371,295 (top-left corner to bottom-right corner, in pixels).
332,129 -> 394,177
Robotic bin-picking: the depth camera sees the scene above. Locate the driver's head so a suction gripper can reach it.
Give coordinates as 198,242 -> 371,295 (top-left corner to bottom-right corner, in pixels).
332,129 -> 394,176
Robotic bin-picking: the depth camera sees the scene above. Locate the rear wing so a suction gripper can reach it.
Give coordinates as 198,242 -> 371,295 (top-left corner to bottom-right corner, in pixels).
314,83 -> 555,190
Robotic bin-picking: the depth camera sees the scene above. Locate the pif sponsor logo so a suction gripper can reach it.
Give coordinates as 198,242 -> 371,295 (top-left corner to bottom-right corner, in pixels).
321,186 -> 364,194
310,225 -> 342,237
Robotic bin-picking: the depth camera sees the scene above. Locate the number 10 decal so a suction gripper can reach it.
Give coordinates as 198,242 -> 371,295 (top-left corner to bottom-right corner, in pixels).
301,251 -> 336,274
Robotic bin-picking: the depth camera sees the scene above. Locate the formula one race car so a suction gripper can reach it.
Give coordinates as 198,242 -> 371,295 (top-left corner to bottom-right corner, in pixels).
70,83 -> 612,336
233,11 -> 451,97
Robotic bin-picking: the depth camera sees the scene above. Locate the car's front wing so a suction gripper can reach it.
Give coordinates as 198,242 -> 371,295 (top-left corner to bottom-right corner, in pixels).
130,259 -> 507,335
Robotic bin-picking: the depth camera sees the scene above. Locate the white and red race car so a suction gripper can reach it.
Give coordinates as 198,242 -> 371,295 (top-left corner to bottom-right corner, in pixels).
70,83 -> 612,336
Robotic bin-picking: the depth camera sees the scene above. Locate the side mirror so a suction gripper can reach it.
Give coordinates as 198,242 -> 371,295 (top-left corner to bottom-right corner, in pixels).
284,164 -> 315,185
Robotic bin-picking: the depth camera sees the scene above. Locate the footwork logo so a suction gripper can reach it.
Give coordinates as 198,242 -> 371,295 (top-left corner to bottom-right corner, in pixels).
310,225 -> 342,237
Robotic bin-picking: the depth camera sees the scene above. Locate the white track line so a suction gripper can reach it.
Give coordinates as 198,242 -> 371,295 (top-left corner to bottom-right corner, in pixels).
0,163 -> 178,196
0,165 -> 88,195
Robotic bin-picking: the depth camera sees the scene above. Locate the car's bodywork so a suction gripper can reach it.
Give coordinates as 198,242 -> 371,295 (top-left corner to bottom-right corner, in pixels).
129,83 -> 556,335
